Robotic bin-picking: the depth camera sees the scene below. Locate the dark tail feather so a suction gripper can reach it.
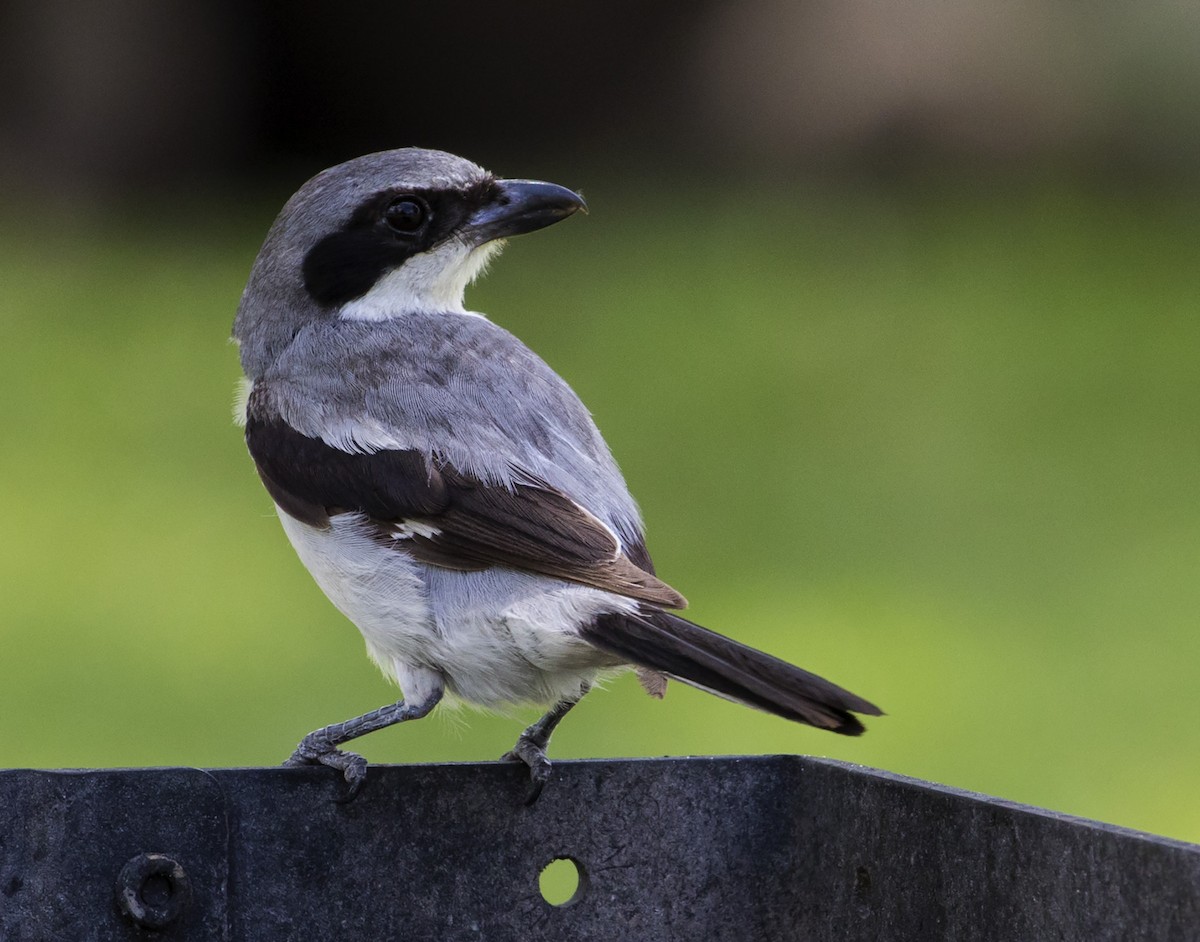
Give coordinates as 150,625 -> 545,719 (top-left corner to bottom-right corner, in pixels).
582,609 -> 882,735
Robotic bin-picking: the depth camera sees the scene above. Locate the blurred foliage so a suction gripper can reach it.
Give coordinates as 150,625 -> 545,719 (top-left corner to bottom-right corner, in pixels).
0,172 -> 1197,844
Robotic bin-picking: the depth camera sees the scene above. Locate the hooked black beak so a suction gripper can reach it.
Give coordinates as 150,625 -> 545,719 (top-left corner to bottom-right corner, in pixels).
465,179 -> 586,245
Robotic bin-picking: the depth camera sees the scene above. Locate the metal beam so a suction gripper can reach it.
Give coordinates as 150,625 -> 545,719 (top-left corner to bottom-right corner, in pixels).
2,756 -> 1196,940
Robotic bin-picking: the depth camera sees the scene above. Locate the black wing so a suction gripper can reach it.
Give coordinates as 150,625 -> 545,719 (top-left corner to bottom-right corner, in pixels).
245,413 -> 686,609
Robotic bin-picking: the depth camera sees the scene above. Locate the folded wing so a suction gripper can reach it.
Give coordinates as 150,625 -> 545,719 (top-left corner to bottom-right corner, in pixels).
245,412 -> 686,609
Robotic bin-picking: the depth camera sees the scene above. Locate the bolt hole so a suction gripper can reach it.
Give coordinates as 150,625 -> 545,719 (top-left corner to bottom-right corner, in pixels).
539,856 -> 587,907
855,865 -> 872,896
141,872 -> 174,908
116,853 -> 190,930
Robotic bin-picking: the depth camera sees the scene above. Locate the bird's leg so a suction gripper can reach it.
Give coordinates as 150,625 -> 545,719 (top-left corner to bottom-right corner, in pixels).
501,684 -> 590,804
286,678 -> 444,801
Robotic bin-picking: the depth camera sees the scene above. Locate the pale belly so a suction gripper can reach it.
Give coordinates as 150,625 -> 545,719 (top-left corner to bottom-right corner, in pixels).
277,511 -> 634,709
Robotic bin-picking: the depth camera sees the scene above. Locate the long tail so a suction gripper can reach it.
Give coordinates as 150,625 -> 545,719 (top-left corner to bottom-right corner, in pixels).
581,608 -> 882,735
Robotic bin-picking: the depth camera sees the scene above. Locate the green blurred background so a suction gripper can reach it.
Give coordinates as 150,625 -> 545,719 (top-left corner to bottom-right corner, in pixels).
1,2 -> 1198,845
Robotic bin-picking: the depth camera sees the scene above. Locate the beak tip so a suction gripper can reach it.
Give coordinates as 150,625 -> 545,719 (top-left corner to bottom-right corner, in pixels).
470,179 -> 589,242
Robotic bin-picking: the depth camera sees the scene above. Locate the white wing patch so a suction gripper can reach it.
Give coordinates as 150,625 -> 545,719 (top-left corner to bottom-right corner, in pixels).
391,520 -> 442,540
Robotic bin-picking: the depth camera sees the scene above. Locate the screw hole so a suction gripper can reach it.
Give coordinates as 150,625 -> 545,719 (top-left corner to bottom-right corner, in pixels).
538,856 -> 587,907
140,872 -> 174,908
116,853 -> 190,929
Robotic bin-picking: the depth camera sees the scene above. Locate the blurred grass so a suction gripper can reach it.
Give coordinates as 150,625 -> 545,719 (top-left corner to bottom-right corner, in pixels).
1,173 -> 1197,844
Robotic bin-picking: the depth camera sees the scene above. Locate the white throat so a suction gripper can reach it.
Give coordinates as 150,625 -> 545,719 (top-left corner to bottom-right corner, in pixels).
339,240 -> 503,320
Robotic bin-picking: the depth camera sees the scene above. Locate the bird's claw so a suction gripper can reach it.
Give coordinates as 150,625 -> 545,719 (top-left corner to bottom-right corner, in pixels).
286,737 -> 369,802
501,737 -> 553,805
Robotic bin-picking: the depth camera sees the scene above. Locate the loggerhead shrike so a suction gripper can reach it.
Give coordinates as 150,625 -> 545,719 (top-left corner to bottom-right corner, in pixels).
233,147 -> 881,802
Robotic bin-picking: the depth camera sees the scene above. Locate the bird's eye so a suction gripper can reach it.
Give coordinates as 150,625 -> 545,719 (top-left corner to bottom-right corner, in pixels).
383,196 -> 428,233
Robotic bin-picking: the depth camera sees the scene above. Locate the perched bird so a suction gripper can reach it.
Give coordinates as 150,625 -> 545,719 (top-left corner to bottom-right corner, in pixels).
233,147 -> 881,802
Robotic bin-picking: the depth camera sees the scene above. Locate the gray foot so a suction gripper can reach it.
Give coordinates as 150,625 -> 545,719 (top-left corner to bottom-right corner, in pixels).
501,735 -> 553,805
282,682 -> 446,803
498,690 -> 588,805
286,734 -> 369,802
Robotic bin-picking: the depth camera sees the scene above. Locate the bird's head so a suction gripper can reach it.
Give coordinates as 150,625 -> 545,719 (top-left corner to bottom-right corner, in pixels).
233,148 -> 585,377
